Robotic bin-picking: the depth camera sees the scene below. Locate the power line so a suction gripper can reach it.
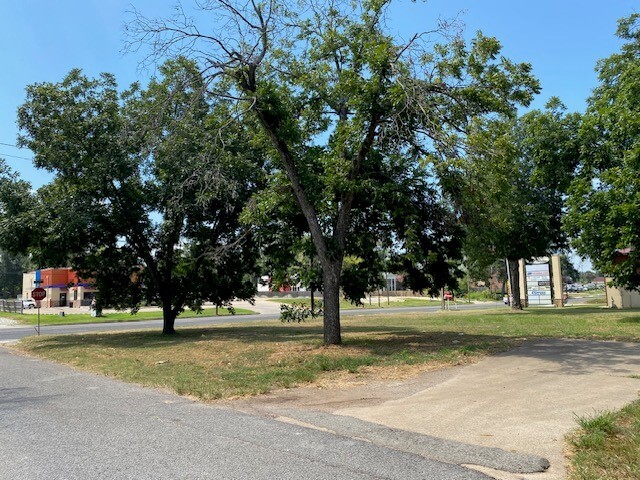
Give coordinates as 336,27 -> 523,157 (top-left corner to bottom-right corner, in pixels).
0,152 -> 33,161
0,142 -> 34,161
0,142 -> 28,149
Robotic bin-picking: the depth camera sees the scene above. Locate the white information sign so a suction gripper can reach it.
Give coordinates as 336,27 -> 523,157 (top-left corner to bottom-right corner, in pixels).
525,263 -> 552,305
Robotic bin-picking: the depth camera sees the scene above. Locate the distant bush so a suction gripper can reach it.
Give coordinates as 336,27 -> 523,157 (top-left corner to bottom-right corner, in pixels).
456,289 -> 502,302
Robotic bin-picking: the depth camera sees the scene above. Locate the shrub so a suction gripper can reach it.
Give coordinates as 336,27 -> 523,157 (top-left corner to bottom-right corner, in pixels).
280,301 -> 323,323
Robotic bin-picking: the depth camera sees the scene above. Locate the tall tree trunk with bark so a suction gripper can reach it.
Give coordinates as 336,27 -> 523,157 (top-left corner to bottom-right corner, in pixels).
321,259 -> 342,345
507,258 -> 523,310
161,282 -> 178,334
162,303 -> 177,334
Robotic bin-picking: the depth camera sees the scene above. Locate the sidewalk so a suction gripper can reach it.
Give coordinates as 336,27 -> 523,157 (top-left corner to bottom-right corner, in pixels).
230,339 -> 640,480
0,317 -> 18,326
338,339 -> 640,479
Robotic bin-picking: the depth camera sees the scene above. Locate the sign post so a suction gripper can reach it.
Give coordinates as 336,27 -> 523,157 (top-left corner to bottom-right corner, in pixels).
31,287 -> 46,336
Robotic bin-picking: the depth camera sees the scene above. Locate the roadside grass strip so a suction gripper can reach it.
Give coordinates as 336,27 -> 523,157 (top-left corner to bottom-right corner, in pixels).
2,307 -> 256,326
13,307 -> 640,402
568,400 -> 640,479
14,321 -> 515,400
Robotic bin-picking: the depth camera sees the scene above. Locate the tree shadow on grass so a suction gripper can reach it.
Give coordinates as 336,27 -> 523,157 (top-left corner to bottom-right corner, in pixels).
22,306 -> 640,358
618,316 -> 640,324
23,323 -> 520,361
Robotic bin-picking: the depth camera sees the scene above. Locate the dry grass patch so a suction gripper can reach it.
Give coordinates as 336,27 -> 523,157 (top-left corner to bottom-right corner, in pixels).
13,307 -> 640,402
14,317 -> 517,401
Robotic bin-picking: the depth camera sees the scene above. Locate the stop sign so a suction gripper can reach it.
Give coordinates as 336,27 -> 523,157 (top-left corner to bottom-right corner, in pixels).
31,287 -> 46,301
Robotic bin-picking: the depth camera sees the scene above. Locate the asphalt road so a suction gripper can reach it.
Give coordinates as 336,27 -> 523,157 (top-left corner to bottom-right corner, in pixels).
0,302 -> 505,343
0,347 -> 493,480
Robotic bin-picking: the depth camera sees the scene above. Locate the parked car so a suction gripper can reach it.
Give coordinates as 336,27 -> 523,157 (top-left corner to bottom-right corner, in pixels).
22,298 -> 37,309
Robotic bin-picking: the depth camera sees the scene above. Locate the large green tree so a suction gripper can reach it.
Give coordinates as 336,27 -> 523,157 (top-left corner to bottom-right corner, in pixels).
128,0 -> 539,343
560,256 -> 580,284
446,100 -> 580,309
248,153 -> 464,307
0,160 -> 34,254
16,59 -> 262,333
566,14 -> 640,290
0,160 -> 34,297
0,251 -> 32,299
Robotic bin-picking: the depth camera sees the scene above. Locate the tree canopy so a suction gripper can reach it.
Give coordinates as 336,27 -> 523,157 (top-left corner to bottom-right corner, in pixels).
0,160 -> 34,298
442,99 -> 579,308
565,14 -> 640,290
16,59 -> 263,333
128,0 -> 540,343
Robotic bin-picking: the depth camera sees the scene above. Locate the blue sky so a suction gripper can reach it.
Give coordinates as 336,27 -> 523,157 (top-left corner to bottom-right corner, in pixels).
1,0 -> 636,185
0,1 -> 636,270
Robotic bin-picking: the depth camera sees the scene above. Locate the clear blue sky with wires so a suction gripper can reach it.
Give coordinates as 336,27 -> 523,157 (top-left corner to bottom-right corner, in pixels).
1,0 -> 636,189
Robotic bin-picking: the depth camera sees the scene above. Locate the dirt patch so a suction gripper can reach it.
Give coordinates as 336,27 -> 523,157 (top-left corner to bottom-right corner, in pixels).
0,317 -> 18,326
218,355 -> 476,415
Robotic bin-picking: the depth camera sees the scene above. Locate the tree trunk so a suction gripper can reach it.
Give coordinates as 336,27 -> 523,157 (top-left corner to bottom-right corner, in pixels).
507,258 -> 523,310
310,255 -> 315,315
310,288 -> 315,316
162,304 -> 177,334
322,261 -> 342,345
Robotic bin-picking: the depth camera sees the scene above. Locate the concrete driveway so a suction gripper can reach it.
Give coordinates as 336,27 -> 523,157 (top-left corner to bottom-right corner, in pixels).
335,339 -> 640,479
229,339 -> 640,479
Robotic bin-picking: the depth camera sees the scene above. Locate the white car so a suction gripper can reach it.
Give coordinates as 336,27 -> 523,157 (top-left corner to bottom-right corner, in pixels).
22,298 -> 37,309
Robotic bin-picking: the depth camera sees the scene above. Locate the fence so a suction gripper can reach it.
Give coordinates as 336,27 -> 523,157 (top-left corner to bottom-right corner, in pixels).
0,299 -> 23,313
257,291 -> 315,299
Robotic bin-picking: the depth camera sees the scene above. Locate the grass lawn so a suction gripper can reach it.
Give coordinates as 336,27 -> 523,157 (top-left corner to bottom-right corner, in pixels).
585,297 -> 607,305
569,401 -> 640,479
14,306 -> 640,402
4,307 -> 256,326
271,297 -> 445,309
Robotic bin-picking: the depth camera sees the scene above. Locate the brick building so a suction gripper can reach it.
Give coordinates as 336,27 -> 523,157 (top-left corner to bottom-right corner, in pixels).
23,268 -> 96,308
